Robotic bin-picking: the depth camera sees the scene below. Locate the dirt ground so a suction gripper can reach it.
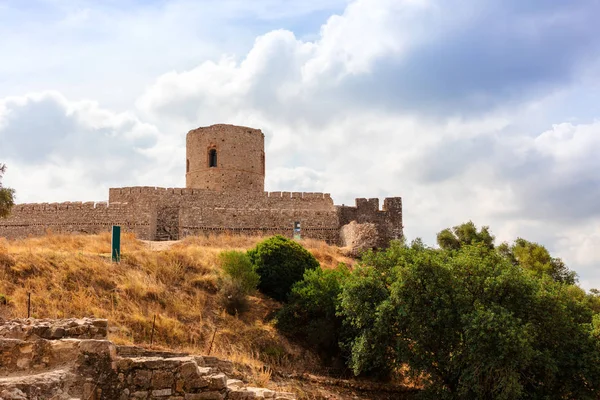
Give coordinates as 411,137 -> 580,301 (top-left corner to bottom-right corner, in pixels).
140,240 -> 180,251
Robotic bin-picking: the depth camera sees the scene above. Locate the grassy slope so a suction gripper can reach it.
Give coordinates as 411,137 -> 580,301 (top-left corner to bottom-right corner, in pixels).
0,233 -> 361,397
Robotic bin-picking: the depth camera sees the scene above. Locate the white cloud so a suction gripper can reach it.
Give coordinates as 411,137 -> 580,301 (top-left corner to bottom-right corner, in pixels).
0,92 -> 163,202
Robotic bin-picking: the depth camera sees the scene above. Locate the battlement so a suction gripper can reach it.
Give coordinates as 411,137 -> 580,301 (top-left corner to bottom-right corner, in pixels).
109,186 -> 332,199
338,197 -> 402,213
336,196 -> 403,247
0,124 -> 402,246
107,187 -> 334,212
12,201 -> 130,212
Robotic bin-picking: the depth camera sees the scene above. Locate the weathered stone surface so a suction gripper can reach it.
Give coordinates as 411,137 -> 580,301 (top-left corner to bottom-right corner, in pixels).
151,370 -> 174,389
0,388 -> 27,399
202,358 -> 233,375
226,379 -> 244,390
151,388 -> 172,396
227,390 -> 256,399
0,318 -> 109,341
273,393 -> 295,400
0,318 -> 296,400
184,392 -> 223,400
179,363 -> 209,391
340,221 -> 379,256
0,125 -> 403,247
133,369 -> 152,388
246,387 -> 276,399
207,374 -> 227,391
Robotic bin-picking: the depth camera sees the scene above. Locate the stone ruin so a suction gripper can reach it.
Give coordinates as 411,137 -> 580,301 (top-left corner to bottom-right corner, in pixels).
0,318 -> 295,400
0,124 -> 402,252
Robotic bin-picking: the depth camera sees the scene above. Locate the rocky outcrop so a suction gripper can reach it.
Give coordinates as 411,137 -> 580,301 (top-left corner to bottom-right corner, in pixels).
0,318 -> 295,400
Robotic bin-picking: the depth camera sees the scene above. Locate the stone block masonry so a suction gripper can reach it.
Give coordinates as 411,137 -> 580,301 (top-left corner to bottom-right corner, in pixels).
0,124 -> 403,247
0,188 -> 402,247
0,318 -> 296,399
0,201 -> 153,240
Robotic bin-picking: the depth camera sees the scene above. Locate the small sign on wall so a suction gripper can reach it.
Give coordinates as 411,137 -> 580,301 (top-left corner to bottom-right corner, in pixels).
293,221 -> 301,240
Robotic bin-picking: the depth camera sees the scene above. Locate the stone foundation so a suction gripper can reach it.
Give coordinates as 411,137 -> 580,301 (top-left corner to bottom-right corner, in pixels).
0,318 -> 295,400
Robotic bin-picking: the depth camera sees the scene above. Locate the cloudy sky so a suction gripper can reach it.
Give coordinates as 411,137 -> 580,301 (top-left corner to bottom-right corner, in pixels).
1,0 -> 599,288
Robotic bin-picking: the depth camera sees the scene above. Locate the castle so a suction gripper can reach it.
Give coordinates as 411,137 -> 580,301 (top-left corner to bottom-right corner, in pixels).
0,124 -> 403,247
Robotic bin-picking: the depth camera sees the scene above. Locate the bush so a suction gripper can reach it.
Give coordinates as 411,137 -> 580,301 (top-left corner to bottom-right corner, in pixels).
277,264 -> 350,363
217,250 -> 259,315
218,250 -> 260,294
247,235 -> 320,302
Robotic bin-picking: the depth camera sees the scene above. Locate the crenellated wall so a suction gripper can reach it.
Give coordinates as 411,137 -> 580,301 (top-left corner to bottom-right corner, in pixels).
0,201 -> 153,239
108,187 -> 334,210
337,197 -> 403,248
0,187 -> 402,246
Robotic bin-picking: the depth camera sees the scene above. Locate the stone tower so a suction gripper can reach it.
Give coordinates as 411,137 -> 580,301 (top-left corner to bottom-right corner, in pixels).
186,124 -> 265,192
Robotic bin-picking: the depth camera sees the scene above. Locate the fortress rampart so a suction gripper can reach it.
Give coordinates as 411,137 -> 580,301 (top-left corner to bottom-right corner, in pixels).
0,124 -> 403,246
0,201 -> 153,239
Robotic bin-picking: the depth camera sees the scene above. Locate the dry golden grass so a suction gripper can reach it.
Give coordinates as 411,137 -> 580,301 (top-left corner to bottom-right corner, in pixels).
0,232 -> 355,394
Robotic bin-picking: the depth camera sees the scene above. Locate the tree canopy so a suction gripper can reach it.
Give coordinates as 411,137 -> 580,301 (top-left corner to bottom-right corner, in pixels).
340,240 -> 599,398
498,238 -> 577,285
277,222 -> 600,399
436,220 -> 495,250
0,163 -> 15,218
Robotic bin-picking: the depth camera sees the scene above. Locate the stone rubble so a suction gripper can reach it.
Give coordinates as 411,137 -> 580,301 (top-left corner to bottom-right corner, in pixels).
0,318 -> 295,400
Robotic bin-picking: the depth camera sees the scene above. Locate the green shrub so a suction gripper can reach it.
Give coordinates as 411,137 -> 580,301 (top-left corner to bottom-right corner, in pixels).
247,235 -> 320,302
217,250 -> 259,315
218,250 -> 259,294
277,264 -> 350,363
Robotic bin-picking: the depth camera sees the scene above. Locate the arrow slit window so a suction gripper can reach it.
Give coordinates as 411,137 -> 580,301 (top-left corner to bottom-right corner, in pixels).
208,149 -> 217,168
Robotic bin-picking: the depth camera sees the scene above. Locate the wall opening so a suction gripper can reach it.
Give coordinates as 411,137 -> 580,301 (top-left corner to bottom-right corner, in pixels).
208,149 -> 217,168
186,159 -> 190,173
261,151 -> 265,175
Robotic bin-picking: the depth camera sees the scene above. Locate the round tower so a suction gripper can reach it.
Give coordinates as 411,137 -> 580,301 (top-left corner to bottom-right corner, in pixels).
186,124 -> 265,192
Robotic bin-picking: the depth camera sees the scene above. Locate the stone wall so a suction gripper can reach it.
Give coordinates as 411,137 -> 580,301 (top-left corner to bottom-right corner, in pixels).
108,187 -> 334,211
0,187 -> 402,246
0,318 -> 295,400
186,124 -> 265,192
337,197 -> 403,248
0,202 -> 152,240
109,187 -> 341,243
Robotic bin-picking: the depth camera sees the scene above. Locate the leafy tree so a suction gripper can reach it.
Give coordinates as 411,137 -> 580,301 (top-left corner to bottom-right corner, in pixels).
0,164 -> 15,218
436,221 -> 494,251
498,238 -> 577,284
339,239 -> 425,379
339,241 -> 600,398
276,264 -> 350,363
247,235 -> 320,301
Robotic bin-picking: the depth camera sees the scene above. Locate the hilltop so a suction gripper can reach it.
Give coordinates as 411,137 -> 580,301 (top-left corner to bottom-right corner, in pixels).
0,233 -> 413,399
